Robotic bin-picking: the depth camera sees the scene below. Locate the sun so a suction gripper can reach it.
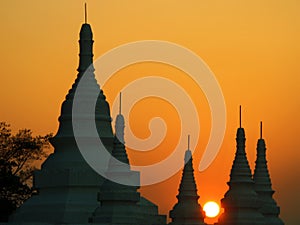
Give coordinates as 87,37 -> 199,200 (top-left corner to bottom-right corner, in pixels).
203,201 -> 220,218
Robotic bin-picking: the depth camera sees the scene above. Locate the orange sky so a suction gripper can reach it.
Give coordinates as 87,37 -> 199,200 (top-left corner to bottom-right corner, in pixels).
1,1 -> 300,224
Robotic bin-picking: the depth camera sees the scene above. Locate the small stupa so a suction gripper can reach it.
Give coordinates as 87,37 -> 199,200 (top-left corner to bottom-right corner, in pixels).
253,122 -> 284,225
89,135 -> 141,224
90,93 -> 166,225
9,6 -> 114,224
217,107 -> 265,225
89,93 -> 140,224
169,136 -> 206,225
114,93 -> 166,224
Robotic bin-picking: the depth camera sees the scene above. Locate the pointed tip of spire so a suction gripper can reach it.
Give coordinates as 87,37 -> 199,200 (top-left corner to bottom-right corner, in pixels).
257,121 -> 266,149
257,122 -> 266,154
260,121 -> 263,139
236,105 -> 245,139
184,135 -> 192,164
119,92 -> 122,115
84,3 -> 88,24
239,105 -> 242,128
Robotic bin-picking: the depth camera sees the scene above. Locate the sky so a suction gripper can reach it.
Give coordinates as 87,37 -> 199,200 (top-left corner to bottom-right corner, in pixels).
1,1 -> 300,224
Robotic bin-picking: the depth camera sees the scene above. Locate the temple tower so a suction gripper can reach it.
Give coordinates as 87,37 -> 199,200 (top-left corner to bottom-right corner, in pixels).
217,107 -> 265,225
169,136 -> 206,225
9,15 -> 114,224
90,94 -> 166,225
253,122 -> 284,225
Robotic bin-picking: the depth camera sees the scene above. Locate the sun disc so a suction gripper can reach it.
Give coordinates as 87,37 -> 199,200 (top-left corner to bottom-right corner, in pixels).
203,201 -> 220,218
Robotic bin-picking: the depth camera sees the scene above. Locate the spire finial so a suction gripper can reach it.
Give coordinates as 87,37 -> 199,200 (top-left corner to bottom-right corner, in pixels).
84,3 -> 87,24
239,105 -> 242,128
188,135 -> 190,150
119,92 -> 122,114
260,121 -> 263,139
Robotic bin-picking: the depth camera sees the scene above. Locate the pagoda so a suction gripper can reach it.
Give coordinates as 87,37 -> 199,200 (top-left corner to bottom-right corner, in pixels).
217,107 -> 265,225
169,136 -> 206,225
9,12 -> 114,225
253,122 -> 284,225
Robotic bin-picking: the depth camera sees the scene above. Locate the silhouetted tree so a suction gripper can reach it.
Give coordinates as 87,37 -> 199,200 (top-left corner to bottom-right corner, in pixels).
0,122 -> 52,222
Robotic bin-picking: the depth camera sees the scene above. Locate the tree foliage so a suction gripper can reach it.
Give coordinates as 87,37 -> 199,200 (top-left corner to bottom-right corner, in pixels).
0,122 -> 52,221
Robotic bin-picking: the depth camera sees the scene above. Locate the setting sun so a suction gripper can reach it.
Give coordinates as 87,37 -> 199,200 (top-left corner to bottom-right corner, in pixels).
203,201 -> 220,218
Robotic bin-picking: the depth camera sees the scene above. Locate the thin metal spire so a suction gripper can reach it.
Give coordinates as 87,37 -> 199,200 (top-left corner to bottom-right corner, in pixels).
84,3 -> 87,24
188,135 -> 190,150
260,121 -> 263,139
239,105 -> 242,128
119,92 -> 122,114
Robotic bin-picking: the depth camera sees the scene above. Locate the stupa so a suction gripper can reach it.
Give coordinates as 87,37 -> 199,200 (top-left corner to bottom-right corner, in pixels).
253,122 -> 284,225
217,107 -> 265,225
9,12 -> 114,225
89,91 -> 140,224
169,136 -> 206,225
89,135 -> 141,224
89,94 -> 166,225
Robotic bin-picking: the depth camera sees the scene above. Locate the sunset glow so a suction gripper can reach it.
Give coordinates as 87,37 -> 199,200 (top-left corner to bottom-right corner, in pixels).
1,1 -> 299,224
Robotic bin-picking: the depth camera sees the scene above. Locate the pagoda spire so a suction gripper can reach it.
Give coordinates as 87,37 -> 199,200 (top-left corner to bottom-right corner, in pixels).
169,136 -> 206,225
119,92 -> 122,114
239,105 -> 242,128
218,107 -> 265,225
253,122 -> 284,225
77,22 -> 94,73
84,3 -> 87,24
115,92 -> 125,144
56,14 -> 113,140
